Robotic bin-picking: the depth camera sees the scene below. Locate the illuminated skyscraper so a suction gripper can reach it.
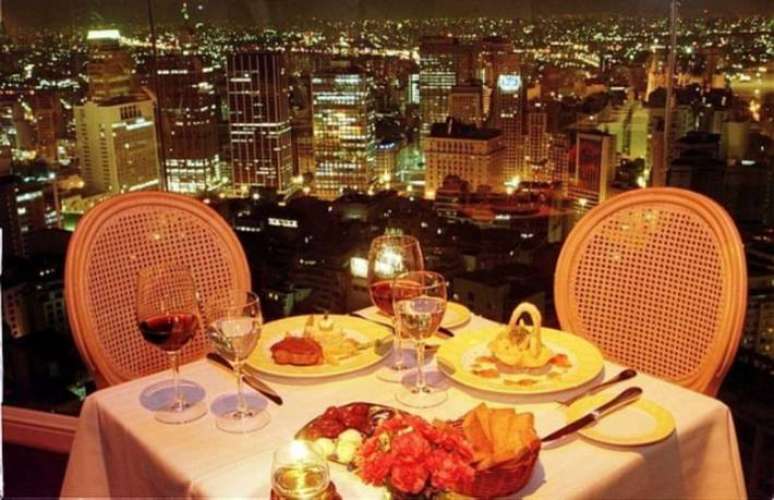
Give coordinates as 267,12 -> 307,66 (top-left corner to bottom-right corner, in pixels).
156,55 -> 220,194
85,30 -> 135,103
227,51 -> 293,193
419,37 -> 477,135
490,74 -> 525,181
525,102 -> 549,175
75,96 -> 160,195
311,64 -> 376,200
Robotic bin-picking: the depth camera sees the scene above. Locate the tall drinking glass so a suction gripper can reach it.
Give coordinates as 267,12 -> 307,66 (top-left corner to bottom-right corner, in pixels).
136,264 -> 207,424
367,234 -> 424,383
206,290 -> 270,433
392,271 -> 448,408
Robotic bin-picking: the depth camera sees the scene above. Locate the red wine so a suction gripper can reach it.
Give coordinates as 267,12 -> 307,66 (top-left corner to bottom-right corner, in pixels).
369,280 -> 422,317
139,313 -> 198,352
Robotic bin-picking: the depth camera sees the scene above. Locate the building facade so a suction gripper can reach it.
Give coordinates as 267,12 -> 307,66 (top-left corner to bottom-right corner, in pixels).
423,120 -> 505,196
227,51 -> 293,193
74,96 -> 160,195
157,54 -> 221,194
311,65 -> 376,200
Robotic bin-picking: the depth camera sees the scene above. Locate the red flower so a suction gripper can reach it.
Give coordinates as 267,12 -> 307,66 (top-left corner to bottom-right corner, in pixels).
391,430 -> 431,465
391,463 -> 429,494
360,449 -> 394,485
427,449 -> 476,491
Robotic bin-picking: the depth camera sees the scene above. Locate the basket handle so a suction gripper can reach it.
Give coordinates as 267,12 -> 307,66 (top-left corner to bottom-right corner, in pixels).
507,303 -> 543,357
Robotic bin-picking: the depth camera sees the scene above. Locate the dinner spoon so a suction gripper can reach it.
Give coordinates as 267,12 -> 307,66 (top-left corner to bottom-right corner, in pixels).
558,368 -> 637,406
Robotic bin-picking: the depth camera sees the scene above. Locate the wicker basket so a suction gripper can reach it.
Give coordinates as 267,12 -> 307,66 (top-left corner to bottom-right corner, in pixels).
446,419 -> 540,499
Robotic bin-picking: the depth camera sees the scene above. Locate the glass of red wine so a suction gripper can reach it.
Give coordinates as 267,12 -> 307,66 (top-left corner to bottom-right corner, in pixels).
367,234 -> 424,383
136,264 -> 207,424
392,271 -> 448,408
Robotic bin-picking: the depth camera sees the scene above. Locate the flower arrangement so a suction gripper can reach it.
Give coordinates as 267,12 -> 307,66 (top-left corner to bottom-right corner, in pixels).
356,413 -> 476,497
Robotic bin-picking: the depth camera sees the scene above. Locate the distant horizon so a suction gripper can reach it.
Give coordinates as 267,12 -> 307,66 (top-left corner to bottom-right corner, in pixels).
3,0 -> 771,33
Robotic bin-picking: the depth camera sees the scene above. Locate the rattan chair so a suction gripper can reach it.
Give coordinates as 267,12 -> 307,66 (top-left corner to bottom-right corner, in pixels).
65,192 -> 251,387
554,187 -> 747,396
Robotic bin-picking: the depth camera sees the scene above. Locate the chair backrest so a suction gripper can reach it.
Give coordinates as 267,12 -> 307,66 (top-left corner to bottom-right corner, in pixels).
65,192 -> 251,386
554,187 -> 747,395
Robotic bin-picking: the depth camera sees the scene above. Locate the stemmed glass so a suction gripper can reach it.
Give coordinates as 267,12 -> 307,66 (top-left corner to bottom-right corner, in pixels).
136,264 -> 207,424
205,290 -> 270,433
367,234 -> 424,383
392,271 -> 448,408
271,441 -> 330,499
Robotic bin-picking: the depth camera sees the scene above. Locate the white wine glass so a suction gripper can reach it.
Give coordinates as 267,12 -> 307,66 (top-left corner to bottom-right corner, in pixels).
392,271 -> 448,408
205,290 -> 270,433
271,441 -> 330,500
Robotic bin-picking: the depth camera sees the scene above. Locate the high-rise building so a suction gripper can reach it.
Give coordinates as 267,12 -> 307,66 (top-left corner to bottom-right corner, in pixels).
490,74 -> 525,182
311,64 -> 376,200
375,139 -> 401,180
291,111 -> 315,177
546,133 -> 571,186
449,82 -> 484,127
85,30 -> 135,103
74,96 -> 160,195
227,51 -> 293,193
525,102 -> 549,175
568,130 -> 617,214
424,119 -> 504,196
156,54 -> 220,194
479,36 -> 519,116
0,175 -> 59,258
419,37 -> 477,135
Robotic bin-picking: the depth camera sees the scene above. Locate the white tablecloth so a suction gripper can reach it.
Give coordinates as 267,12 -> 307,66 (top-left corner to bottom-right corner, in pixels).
61,313 -> 746,499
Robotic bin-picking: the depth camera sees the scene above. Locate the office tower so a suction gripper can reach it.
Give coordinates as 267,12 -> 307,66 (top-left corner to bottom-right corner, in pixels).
227,51 -> 293,193
480,36 -> 519,114
419,36 -> 477,135
490,74 -> 524,182
449,82 -> 484,127
74,96 -> 160,195
546,133 -> 570,186
568,130 -> 617,215
525,102 -> 549,176
25,91 -> 62,163
311,63 -> 376,200
85,30 -> 135,103
423,119 -> 504,196
0,175 -> 59,258
156,54 -> 220,194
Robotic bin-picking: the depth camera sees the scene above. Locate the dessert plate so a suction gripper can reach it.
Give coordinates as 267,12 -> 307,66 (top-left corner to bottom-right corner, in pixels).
247,315 -> 392,379
566,391 -> 675,446
436,325 -> 604,395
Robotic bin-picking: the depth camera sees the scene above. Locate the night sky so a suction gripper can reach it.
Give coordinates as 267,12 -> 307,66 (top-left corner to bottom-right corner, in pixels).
4,0 -> 771,31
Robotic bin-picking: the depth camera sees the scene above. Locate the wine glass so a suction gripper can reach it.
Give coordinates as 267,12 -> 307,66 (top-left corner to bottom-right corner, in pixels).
367,234 -> 424,383
136,264 -> 207,424
271,441 -> 330,500
205,290 -> 270,433
392,271 -> 448,408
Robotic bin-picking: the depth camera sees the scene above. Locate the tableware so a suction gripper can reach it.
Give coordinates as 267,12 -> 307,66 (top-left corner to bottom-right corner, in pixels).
565,390 -> 676,446
349,310 -> 456,338
206,352 -> 283,405
205,290 -> 270,433
436,324 -> 604,395
136,264 -> 207,424
271,441 -> 334,500
542,387 -> 642,442
392,271 -> 448,408
367,234 -> 424,382
558,368 -> 638,406
247,315 -> 392,378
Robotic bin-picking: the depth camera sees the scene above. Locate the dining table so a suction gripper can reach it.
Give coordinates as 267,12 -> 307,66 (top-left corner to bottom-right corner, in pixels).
61,309 -> 747,499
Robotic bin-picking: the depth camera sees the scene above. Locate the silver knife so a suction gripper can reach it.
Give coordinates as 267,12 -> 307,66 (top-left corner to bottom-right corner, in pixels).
206,352 -> 283,406
541,386 -> 642,442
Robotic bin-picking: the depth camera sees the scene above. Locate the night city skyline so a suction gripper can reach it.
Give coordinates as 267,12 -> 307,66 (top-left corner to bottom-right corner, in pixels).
0,1 -> 772,497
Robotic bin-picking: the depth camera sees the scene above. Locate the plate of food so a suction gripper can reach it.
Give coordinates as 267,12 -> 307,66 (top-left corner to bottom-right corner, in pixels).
296,402 -> 540,499
436,303 -> 604,395
247,315 -> 393,378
